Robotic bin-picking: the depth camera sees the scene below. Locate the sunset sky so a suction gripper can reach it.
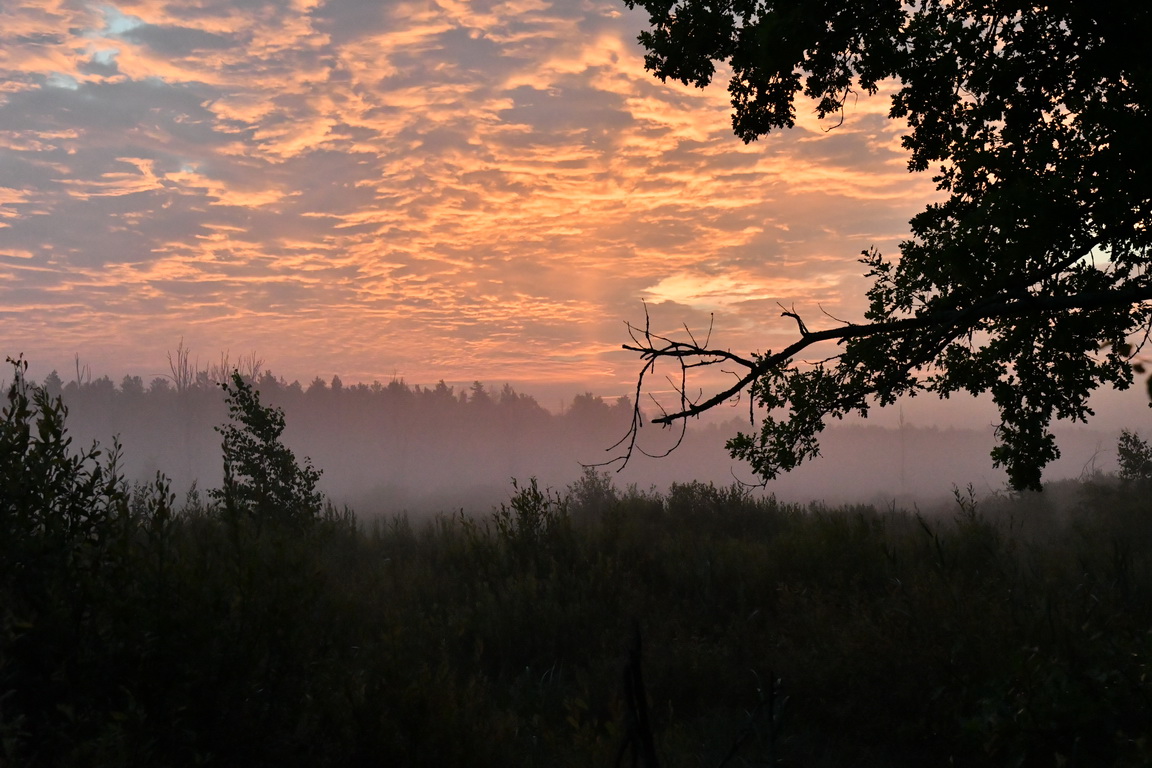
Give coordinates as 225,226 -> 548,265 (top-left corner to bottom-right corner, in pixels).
2,0 -> 1144,429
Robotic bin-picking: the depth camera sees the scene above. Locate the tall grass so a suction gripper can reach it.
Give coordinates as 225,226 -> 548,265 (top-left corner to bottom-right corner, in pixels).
2,358 -> 1149,766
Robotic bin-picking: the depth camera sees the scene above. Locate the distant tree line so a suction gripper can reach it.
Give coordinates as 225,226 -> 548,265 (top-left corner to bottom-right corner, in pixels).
34,349 -> 632,426
16,347 -> 640,513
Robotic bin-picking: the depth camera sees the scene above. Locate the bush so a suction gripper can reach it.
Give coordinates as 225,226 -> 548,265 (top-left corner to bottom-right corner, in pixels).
491,477 -> 570,560
0,357 -> 174,765
1117,429 -> 1152,484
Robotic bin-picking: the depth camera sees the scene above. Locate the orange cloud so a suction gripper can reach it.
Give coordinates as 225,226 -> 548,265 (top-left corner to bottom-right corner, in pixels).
0,0 -> 940,399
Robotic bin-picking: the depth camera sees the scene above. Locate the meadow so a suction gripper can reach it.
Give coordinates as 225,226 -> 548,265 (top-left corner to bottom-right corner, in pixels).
3,360 -> 1150,766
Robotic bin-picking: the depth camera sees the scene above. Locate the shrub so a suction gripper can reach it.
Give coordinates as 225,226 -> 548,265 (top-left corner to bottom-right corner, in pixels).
491,477 -> 569,557
567,467 -> 618,524
0,357 -> 175,765
1117,429 -> 1152,484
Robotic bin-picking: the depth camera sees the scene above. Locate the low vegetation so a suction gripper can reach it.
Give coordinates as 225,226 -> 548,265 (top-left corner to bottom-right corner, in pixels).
2,356 -> 1150,766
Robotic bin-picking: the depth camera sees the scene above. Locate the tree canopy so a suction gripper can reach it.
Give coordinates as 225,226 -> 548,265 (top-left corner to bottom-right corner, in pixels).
619,0 -> 1152,489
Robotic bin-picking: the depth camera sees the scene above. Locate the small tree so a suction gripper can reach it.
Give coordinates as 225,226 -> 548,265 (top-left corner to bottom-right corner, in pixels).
618,0 -> 1152,491
210,371 -> 323,529
0,356 -> 170,763
1117,429 -> 1152,484
1,356 -> 129,567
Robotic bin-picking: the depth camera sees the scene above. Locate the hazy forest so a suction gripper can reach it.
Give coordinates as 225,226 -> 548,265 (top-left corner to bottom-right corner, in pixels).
17,350 -> 1130,515
3,353 -> 1152,766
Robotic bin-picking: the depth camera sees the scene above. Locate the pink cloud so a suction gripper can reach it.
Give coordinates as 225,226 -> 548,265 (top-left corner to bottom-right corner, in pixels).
1,0 -> 936,399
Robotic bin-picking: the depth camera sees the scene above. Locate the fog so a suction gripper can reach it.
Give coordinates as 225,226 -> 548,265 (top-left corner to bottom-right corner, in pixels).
34,367 -> 1133,518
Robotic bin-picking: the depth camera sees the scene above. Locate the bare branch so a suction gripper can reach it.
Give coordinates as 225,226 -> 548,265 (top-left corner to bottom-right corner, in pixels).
777,303 -> 810,336
818,304 -> 851,325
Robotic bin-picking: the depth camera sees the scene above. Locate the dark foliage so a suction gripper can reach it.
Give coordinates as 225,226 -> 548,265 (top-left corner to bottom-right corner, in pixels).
620,0 -> 1152,490
2,359 -> 1150,766
1117,428 -> 1152,484
210,371 -> 323,530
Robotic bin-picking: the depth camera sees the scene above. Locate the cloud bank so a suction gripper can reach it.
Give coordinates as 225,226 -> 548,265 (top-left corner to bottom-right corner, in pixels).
1,0 -> 934,395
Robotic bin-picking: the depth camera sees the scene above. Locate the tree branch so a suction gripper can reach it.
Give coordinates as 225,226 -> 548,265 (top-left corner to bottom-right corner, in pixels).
609,281 -> 1152,465
604,282 -> 1152,471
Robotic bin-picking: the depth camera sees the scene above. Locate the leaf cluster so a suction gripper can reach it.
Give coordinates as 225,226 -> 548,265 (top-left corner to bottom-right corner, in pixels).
1116,428 -> 1152,484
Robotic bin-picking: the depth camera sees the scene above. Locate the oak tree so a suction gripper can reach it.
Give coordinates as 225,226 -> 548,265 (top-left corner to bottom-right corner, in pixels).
619,0 -> 1152,489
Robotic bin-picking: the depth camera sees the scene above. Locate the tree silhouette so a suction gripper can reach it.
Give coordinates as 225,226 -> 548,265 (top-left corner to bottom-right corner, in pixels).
619,0 -> 1152,489
210,372 -> 323,529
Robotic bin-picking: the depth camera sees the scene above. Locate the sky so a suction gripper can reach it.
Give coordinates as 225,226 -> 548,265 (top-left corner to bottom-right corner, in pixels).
1,0 -> 1147,431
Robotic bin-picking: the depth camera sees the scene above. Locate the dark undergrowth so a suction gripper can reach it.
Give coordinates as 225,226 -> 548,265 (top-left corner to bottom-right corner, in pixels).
3,357 -> 1151,767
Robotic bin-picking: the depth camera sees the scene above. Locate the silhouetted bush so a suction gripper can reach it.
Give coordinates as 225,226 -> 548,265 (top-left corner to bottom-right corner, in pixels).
1117,428 -> 1152,484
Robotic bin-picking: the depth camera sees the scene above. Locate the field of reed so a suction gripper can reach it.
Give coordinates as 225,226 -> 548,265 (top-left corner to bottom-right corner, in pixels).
3,359 -> 1150,766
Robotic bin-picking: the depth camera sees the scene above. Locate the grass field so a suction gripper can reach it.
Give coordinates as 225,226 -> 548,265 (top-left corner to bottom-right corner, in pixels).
3,361 -> 1150,766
